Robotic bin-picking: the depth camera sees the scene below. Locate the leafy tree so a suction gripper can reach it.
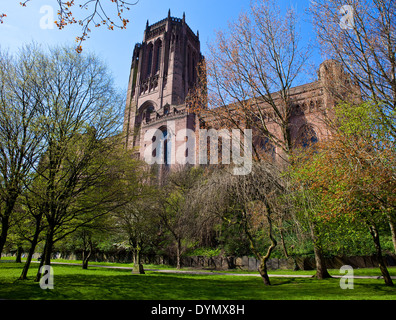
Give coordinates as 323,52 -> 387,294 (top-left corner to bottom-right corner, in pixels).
63,212 -> 114,269
287,176 -> 333,279
291,101 -> 395,286
0,45 -> 45,259
157,167 -> 203,269
115,198 -> 159,274
2,198 -> 31,263
26,45 -> 124,281
111,148 -> 159,274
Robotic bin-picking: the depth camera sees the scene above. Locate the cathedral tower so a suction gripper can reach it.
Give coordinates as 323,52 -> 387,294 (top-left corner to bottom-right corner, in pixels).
123,11 -> 203,164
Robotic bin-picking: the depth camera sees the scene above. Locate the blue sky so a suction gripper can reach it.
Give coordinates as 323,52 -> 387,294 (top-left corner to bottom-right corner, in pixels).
0,0 -> 318,92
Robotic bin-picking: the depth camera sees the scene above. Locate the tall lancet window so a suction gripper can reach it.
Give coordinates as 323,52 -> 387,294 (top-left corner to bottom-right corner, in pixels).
155,40 -> 162,74
146,44 -> 153,78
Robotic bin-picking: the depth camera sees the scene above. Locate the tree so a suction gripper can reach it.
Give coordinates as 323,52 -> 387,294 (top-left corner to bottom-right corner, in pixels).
1,1 -> 139,52
0,45 -> 45,259
158,167 -> 203,269
189,0 -> 312,163
188,0 -> 332,279
192,163 -> 288,286
66,213 -> 114,269
309,0 -> 396,138
291,100 -> 395,286
287,175 -> 333,279
115,198 -> 158,274
24,45 -> 124,281
110,147 -> 159,274
2,198 -> 31,263
18,190 -> 47,280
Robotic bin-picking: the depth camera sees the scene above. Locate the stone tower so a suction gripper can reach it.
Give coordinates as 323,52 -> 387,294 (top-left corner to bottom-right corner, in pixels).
123,10 -> 203,167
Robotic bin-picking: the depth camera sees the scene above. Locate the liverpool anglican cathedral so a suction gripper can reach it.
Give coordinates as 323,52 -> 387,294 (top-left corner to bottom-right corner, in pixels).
122,11 -> 359,176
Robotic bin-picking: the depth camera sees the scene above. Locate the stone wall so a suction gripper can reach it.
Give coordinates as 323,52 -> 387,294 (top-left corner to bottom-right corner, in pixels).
152,254 -> 396,271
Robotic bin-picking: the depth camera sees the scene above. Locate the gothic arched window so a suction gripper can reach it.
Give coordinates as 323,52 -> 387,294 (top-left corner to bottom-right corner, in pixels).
297,125 -> 318,148
259,137 -> 276,160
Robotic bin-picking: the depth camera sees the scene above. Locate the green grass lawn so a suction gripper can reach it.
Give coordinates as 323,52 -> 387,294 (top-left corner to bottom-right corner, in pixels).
1,261 -> 396,300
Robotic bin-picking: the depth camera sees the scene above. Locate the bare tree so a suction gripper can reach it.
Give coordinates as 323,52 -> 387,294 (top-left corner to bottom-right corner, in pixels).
188,0 -> 332,279
189,0 -> 312,163
309,0 -> 396,137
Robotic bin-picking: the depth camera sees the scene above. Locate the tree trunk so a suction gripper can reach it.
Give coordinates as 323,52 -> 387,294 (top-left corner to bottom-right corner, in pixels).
0,215 -> 10,260
176,238 -> 182,269
15,245 -> 23,263
387,214 -> 396,254
258,236 -> 277,286
20,243 -> 37,280
369,224 -> 394,286
34,248 -> 46,282
35,228 -> 54,282
82,250 -> 89,269
43,232 -> 53,267
0,196 -> 18,259
308,220 -> 332,279
132,251 -> 136,265
82,240 -> 93,270
257,203 -> 277,286
19,214 -> 42,280
82,259 -> 89,269
312,241 -> 332,279
132,245 -> 145,274
279,228 -> 289,258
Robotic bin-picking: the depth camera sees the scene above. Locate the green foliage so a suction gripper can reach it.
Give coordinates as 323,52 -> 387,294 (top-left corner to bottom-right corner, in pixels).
217,222 -> 252,257
289,99 -> 396,262
186,247 -> 221,258
335,100 -> 395,144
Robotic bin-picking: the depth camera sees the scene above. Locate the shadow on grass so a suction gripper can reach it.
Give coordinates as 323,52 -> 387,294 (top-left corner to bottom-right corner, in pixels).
1,263 -> 395,300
